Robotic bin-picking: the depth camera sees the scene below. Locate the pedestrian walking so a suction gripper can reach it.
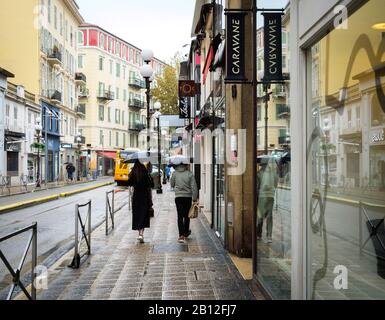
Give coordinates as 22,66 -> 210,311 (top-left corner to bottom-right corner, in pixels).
257,159 -> 278,243
165,165 -> 171,182
66,163 -> 75,182
170,163 -> 198,243
127,160 -> 153,243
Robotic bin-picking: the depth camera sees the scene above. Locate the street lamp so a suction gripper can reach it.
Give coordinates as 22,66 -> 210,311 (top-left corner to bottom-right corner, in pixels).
76,134 -> 82,181
140,50 -> 155,155
34,117 -> 43,188
161,129 -> 168,184
153,102 -> 162,194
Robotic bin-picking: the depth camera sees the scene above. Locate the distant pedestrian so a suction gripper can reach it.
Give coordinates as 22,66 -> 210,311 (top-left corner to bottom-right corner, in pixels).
170,164 -> 198,243
66,163 -> 75,181
165,166 -> 171,182
128,160 -> 154,243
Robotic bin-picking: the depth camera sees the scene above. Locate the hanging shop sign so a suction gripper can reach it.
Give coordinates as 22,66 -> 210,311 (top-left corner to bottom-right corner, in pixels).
179,97 -> 190,119
179,80 -> 198,97
262,12 -> 284,82
225,12 -> 246,81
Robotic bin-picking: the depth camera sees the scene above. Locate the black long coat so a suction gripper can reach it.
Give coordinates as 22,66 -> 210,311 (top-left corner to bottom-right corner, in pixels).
128,170 -> 153,230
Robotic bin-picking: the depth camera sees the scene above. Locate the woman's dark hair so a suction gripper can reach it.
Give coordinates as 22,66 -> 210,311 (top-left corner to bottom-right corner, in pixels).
130,160 -> 147,181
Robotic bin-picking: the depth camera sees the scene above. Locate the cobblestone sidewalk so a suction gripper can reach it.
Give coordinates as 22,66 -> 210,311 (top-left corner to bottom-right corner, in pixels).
37,187 -> 256,300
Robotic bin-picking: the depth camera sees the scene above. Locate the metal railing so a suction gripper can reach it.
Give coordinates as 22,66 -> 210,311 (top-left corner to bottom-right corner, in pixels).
20,174 -> 28,192
105,190 -> 115,235
68,201 -> 91,269
105,188 -> 132,235
1,175 -> 11,195
0,223 -> 37,300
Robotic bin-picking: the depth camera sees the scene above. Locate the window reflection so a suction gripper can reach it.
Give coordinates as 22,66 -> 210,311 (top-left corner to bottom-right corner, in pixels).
308,0 -> 385,300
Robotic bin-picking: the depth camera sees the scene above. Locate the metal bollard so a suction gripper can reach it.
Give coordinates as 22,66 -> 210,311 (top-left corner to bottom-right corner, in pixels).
69,200 -> 92,269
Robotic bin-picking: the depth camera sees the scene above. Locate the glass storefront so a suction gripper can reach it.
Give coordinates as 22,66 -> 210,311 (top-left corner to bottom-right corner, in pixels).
307,0 -> 385,299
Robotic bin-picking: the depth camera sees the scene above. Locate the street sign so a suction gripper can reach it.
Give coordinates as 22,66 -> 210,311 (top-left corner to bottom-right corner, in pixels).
225,12 -> 246,81
179,97 -> 190,119
61,143 -> 73,149
179,80 -> 198,97
262,12 -> 284,82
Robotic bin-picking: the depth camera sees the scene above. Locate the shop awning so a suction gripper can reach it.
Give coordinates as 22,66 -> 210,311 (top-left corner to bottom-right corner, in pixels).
97,151 -> 116,159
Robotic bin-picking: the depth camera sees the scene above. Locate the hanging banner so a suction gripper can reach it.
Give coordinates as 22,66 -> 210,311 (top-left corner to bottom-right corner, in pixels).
179,97 -> 190,119
262,12 -> 284,82
225,12 -> 246,81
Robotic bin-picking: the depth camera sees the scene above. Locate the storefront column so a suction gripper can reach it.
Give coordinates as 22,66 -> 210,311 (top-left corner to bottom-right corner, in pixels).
225,0 -> 253,257
289,0 -> 306,300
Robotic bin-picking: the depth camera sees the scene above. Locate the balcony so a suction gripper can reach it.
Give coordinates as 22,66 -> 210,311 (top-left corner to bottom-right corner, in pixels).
47,50 -> 63,67
75,72 -> 87,86
279,136 -> 290,145
78,87 -> 89,99
128,77 -> 146,89
128,98 -> 145,109
97,90 -> 115,101
49,90 -> 62,104
277,105 -> 290,119
128,122 -> 146,132
273,89 -> 287,99
76,104 -> 86,117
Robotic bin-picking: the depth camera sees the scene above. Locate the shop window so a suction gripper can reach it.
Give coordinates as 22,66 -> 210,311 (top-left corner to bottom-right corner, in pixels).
307,0 -> 385,300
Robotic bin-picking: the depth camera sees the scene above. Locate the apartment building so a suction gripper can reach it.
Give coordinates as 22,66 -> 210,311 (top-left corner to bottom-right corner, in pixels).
0,0 -> 85,182
77,24 -> 166,176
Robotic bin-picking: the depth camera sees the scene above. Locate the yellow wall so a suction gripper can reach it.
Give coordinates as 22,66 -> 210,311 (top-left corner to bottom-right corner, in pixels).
322,0 -> 385,95
0,0 -> 40,96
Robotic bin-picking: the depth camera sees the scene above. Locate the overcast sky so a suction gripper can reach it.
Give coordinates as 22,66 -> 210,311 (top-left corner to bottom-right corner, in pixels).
76,0 -> 288,63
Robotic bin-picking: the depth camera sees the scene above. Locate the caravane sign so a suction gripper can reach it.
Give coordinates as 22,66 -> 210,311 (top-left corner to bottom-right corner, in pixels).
262,12 -> 284,82
225,12 -> 246,81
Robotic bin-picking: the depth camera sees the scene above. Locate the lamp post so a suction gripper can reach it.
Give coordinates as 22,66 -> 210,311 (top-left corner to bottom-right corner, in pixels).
76,134 -> 82,181
161,129 -> 168,184
34,117 -> 43,188
154,102 -> 162,194
140,49 -> 154,155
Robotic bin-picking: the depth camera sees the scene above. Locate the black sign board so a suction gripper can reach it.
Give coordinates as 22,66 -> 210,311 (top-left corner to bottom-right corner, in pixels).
262,12 -> 284,82
225,12 -> 246,81
179,97 -> 190,119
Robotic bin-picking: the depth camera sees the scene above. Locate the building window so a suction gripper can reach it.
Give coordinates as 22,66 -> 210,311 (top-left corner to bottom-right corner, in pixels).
99,33 -> 105,49
59,13 -> 63,35
305,0 -> 385,300
98,105 -> 104,121
78,55 -> 84,68
116,88 -> 120,100
78,31 -> 84,45
122,111 -> 125,126
47,0 -> 51,23
116,63 -> 120,78
109,60 -> 113,74
108,107 -> 111,122
116,132 -> 119,147
109,131 -> 112,146
54,5 -> 57,29
108,37 -> 112,52
123,133 -> 126,148
99,56 -> 104,71
116,42 -> 121,56
99,130 -> 104,145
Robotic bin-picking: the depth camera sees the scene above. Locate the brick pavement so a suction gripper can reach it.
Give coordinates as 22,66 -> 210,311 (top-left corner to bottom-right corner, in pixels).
37,187 -> 257,300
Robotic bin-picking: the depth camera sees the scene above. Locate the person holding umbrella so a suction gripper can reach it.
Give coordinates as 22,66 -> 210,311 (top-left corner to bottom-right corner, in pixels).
127,159 -> 154,243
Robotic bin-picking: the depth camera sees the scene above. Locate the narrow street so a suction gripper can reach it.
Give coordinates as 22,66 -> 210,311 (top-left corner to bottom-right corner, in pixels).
33,188 -> 256,300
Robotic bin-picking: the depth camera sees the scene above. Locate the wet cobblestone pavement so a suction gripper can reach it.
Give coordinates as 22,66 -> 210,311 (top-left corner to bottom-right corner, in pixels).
38,187 -> 257,300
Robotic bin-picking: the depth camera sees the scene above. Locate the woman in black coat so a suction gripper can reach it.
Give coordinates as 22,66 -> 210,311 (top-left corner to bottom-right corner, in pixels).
128,160 -> 153,243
